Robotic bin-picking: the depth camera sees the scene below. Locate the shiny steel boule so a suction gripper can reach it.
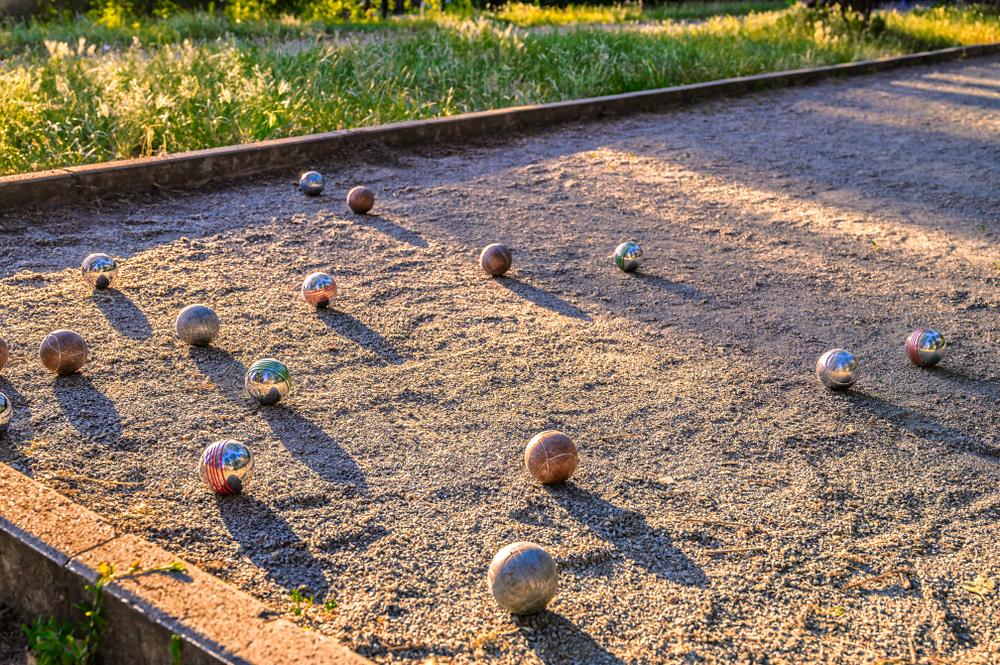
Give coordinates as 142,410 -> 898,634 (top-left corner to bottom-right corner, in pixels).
299,171 -> 324,196
480,243 -> 512,277
906,327 -> 946,367
301,272 -> 338,308
816,348 -> 859,390
39,330 -> 88,375
0,391 -> 12,433
487,542 -> 558,615
80,253 -> 118,290
176,304 -> 220,347
245,358 -> 292,405
525,430 -> 578,485
614,241 -> 643,273
198,439 -> 254,495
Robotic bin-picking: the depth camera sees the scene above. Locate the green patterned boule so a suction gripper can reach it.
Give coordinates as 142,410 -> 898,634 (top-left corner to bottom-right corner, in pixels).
614,241 -> 643,273
244,358 -> 292,405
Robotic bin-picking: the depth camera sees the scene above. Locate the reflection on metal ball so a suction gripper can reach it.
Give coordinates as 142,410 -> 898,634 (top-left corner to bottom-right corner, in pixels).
39,330 -> 88,376
81,253 -> 118,290
176,304 -> 220,347
487,542 -> 558,615
199,439 -> 254,495
816,348 -> 859,390
299,171 -> 324,196
525,430 -> 578,485
906,328 -> 946,367
480,243 -> 512,277
347,186 -> 374,214
0,392 -> 12,433
613,241 -> 643,273
245,358 -> 292,405
301,272 -> 338,308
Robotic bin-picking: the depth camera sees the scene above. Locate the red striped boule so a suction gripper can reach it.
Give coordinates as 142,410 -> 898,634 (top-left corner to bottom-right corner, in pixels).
39,330 -> 88,376
347,186 -> 375,214
480,243 -> 512,277
524,430 -> 578,485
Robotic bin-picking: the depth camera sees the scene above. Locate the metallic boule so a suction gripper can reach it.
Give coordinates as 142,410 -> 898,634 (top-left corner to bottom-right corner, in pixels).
299,171 -> 324,196
613,241 -> 643,273
525,430 -> 578,485
176,304 -> 220,347
480,243 -> 512,277
81,253 -> 118,290
906,327 -> 946,367
487,542 -> 558,615
39,330 -> 88,376
245,358 -> 292,405
816,348 -> 859,390
301,272 -> 338,308
347,186 -> 374,214
198,439 -> 254,495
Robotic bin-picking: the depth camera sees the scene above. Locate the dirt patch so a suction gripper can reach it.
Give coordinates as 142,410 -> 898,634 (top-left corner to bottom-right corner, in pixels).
0,57 -> 998,663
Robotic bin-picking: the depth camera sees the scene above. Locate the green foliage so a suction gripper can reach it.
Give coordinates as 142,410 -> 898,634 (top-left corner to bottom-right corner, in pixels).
170,634 -> 184,665
20,561 -> 187,665
2,4 -> 999,175
288,587 -> 314,616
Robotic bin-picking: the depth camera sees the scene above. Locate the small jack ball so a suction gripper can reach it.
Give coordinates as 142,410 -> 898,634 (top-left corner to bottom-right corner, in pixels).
347,186 -> 374,214
80,253 -> 118,290
816,348 -> 859,390
614,241 -> 643,273
525,430 -> 578,484
39,330 -> 88,376
906,328 -> 946,367
488,542 -> 558,615
299,171 -> 324,196
199,439 -> 254,495
480,243 -> 512,277
245,358 -> 292,405
0,392 -> 12,433
301,272 -> 338,308
176,304 -> 220,347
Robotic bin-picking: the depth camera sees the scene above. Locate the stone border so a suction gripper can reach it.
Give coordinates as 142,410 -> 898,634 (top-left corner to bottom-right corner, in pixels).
2,41 -> 998,210
0,463 -> 371,665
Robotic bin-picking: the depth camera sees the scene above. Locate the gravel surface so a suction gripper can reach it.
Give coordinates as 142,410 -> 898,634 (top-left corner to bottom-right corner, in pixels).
1,56 -> 999,664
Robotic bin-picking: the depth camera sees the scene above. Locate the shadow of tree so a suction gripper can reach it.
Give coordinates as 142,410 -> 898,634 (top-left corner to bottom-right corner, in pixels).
496,278 -> 591,321
318,309 -> 404,366
188,347 -> 367,489
53,374 -> 122,443
91,290 -> 153,341
218,495 -> 330,599
514,612 -> 626,665
545,485 -> 706,587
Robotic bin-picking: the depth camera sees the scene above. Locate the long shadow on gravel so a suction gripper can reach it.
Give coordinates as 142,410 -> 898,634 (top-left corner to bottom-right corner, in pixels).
218,495 -> 331,600
546,485 -> 706,587
495,277 -> 591,321
318,309 -> 404,366
633,272 -> 713,304
0,377 -> 31,442
53,375 -> 122,443
91,290 -> 152,341
846,390 -> 999,463
189,347 -> 367,490
350,213 -> 428,248
515,612 -> 625,665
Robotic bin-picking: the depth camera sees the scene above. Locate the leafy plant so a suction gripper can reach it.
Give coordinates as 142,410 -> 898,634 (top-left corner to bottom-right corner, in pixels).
22,560 -> 186,665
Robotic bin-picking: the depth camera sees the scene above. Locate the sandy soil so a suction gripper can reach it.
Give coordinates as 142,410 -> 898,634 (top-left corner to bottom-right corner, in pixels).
1,56 -> 999,664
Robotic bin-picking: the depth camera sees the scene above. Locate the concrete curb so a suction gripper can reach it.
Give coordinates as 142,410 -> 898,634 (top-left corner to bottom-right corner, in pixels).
0,463 -> 372,665
1,41 -> 998,209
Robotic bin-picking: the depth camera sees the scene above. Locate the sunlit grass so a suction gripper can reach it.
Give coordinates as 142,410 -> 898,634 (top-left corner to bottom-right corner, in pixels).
1,4 -> 998,175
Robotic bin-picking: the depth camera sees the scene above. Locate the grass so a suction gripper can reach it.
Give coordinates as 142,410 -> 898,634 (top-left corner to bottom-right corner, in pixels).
1,3 -> 999,176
